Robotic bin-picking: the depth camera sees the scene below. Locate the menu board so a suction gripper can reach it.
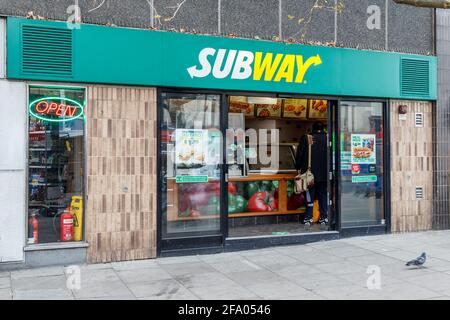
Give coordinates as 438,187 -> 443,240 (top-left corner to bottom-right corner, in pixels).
283,99 -> 308,119
308,100 -> 328,119
255,99 -> 282,117
175,129 -> 207,167
229,96 -> 254,117
351,134 -> 376,164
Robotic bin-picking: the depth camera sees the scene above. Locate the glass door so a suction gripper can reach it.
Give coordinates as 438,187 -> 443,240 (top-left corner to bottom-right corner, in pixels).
159,92 -> 225,250
338,101 -> 385,228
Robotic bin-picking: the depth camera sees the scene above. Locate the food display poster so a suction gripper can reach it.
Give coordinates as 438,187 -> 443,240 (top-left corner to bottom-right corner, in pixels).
351,134 -> 376,164
255,99 -> 282,118
308,100 -> 328,119
175,129 -> 207,166
229,96 -> 254,117
283,99 -> 307,119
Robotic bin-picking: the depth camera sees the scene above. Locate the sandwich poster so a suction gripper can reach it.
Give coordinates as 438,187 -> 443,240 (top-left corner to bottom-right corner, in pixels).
175,129 -> 207,167
351,134 -> 376,164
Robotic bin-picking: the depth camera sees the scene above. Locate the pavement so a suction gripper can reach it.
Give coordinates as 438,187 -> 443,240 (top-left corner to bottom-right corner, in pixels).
3,230 -> 450,300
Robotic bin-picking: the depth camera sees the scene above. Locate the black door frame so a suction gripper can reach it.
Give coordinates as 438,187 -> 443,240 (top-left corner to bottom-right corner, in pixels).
157,87 -> 391,255
157,90 -> 227,254
335,98 -> 391,236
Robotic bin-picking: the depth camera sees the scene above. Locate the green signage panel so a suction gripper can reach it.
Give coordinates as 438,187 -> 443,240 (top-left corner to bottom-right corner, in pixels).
352,175 -> 378,183
176,176 -> 209,184
7,17 -> 437,100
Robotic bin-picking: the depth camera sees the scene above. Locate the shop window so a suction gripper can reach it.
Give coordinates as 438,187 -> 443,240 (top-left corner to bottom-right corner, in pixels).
28,86 -> 85,245
160,93 -> 222,238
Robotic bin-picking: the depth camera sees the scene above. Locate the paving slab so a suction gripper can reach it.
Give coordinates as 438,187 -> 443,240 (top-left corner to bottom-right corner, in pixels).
0,277 -> 11,289
224,270 -> 284,287
116,267 -> 172,284
156,255 -> 202,265
271,263 -> 322,279
0,288 -> 12,300
245,279 -> 314,300
78,263 -> 112,271
91,295 -> 137,300
314,261 -> 367,276
346,254 -> 403,267
112,259 -> 159,270
208,258 -> 263,274
405,272 -> 450,293
175,271 -> 238,289
160,262 -> 217,277
289,273 -> 353,291
11,266 -> 64,280
72,279 -> 133,299
197,252 -> 242,263
375,283 -> 442,300
272,245 -> 322,257
127,279 -> 197,299
307,240 -> 353,249
243,252 -> 299,269
12,275 -> 68,291
13,289 -> 74,300
318,246 -> 373,258
289,251 -> 343,265
337,272 -> 406,289
3,230 -> 450,300
76,268 -> 120,282
312,285 -> 385,300
189,283 -> 260,300
71,269 -> 132,299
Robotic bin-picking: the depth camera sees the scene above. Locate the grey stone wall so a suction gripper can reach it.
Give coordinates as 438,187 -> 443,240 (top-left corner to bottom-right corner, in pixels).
0,0 -> 433,55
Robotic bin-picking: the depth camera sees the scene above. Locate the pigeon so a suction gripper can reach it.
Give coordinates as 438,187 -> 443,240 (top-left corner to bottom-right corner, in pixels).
406,252 -> 427,267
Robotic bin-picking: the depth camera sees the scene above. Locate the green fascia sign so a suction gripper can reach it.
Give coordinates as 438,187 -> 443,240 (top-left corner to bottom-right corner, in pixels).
7,17 -> 437,100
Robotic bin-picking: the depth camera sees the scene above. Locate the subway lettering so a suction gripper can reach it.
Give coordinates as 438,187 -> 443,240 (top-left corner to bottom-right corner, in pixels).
187,48 -> 322,83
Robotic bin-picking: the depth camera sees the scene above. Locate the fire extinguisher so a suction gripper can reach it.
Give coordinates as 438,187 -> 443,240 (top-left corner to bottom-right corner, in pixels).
60,208 -> 74,242
28,213 -> 39,244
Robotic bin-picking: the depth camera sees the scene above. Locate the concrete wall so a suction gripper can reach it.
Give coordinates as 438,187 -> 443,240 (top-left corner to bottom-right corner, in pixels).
0,17 -> 26,263
0,0 -> 433,55
0,79 -> 27,262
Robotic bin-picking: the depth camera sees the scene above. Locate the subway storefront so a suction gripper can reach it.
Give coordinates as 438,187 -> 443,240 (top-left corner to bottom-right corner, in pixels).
6,17 -> 436,263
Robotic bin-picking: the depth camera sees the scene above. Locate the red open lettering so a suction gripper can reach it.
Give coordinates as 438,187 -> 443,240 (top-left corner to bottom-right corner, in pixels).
35,101 -> 49,113
35,101 -> 79,118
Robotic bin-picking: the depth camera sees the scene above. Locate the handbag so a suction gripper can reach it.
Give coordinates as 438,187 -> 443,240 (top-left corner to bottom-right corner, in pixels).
294,135 -> 315,194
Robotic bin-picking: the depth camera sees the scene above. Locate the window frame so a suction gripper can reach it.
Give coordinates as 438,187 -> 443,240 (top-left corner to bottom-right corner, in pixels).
25,83 -> 88,247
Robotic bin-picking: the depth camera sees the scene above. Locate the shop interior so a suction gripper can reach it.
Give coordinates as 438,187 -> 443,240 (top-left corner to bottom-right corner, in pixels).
226,96 -> 330,237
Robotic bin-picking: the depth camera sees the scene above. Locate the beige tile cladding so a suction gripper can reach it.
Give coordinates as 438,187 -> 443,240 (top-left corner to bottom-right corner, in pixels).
390,100 -> 433,233
86,86 -> 157,263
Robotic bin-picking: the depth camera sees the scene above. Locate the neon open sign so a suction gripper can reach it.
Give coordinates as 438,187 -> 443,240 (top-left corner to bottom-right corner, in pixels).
29,97 -> 85,122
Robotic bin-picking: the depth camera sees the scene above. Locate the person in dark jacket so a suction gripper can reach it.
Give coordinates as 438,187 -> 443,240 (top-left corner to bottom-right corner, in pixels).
295,121 -> 328,228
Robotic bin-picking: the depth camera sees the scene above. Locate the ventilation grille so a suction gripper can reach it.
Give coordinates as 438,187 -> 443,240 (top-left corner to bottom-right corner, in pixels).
415,186 -> 424,200
400,58 -> 430,97
22,25 -> 73,77
415,113 -> 424,127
